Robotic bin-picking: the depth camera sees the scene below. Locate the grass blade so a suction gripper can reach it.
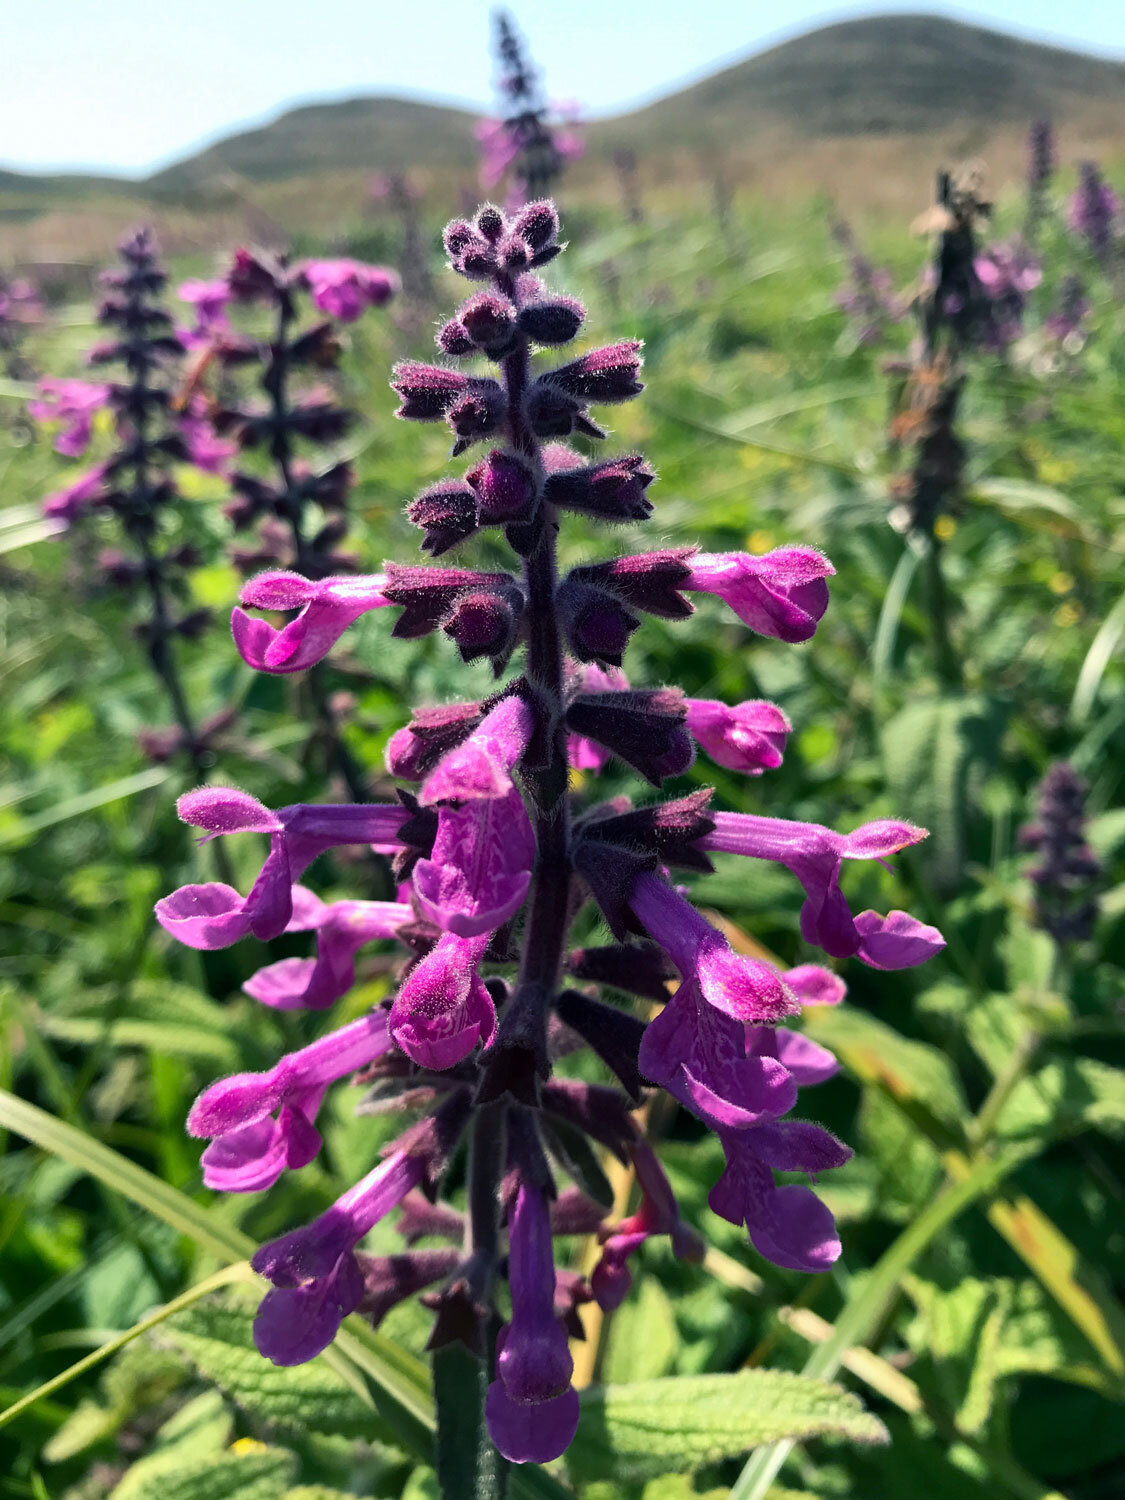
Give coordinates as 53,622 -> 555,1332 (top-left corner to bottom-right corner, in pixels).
0,1264 -> 253,1432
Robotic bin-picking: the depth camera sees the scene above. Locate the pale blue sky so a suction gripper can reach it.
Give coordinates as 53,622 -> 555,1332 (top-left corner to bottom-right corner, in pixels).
3,1 -> 1122,177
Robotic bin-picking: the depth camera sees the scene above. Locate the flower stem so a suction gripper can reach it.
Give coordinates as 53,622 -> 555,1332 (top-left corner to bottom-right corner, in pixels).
500,301 -> 571,998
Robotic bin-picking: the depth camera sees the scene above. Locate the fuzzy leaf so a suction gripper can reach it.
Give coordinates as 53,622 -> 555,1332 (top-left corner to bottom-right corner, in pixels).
162,1297 -> 377,1439
567,1370 -> 887,1484
111,1445 -> 297,1500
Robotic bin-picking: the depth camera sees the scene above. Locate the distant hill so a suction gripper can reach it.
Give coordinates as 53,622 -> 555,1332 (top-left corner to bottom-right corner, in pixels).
147,96 -> 480,193
3,14 -> 1122,257
595,13 -> 1125,147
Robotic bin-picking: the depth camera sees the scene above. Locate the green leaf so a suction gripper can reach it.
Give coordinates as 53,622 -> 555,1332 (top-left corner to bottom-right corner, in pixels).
110,1444 -> 298,1500
882,694 -> 990,891
433,1342 -> 509,1500
992,1057 -> 1125,1144
1070,585 -> 1125,724
729,1149 -> 1031,1500
567,1371 -> 886,1485
804,1004 -> 968,1137
162,1296 -> 381,1440
602,1276 -> 679,1385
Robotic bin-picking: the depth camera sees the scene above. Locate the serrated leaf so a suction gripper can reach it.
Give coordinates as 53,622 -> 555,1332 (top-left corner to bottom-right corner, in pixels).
110,1390 -> 236,1500
162,1296 -> 379,1440
111,1445 -> 297,1500
567,1371 -> 886,1484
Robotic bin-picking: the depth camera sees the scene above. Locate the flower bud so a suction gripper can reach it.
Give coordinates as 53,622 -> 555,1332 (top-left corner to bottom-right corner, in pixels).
390,362 -> 469,421
406,480 -> 479,556
516,296 -> 585,345
442,584 -> 524,670
465,448 -> 537,524
458,291 -> 517,353
556,576 -> 640,667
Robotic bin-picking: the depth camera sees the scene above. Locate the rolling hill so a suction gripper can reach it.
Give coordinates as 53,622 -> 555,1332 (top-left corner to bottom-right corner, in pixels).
3,13 -> 1122,257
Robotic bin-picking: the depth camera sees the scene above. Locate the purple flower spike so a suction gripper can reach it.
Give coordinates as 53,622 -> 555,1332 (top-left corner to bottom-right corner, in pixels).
389,932 -> 496,1069
149,198 -> 947,1445
418,694 -> 535,805
244,898 -> 412,1010
413,787 -> 535,937
698,812 -> 937,964
252,1148 -> 423,1365
684,548 -> 834,642
232,570 -> 391,673
301,259 -> 399,321
630,872 -> 799,1024
486,1182 -> 579,1464
685,698 -> 790,775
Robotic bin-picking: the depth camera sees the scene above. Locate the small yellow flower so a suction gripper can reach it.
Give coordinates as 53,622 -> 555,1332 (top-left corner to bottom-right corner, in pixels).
1053,602 -> 1080,628
747,529 -> 774,553
934,515 -> 957,541
1048,572 -> 1074,596
230,1438 -> 268,1456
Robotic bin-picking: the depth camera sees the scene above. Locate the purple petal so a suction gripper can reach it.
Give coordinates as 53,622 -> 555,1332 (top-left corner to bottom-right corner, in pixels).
485,1382 -> 580,1465
773,1029 -> 839,1085
854,910 -> 946,969
154,883 -> 253,950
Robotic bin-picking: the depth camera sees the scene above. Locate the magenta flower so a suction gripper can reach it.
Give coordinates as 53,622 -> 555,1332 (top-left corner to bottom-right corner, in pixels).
388,931 -> 496,1068
418,693 -> 536,805
155,788 -> 407,948
29,378 -> 110,458
188,1010 -> 392,1191
244,892 -> 412,1010
301,259 -> 400,322
252,1148 -> 424,1365
630,872 -> 799,1025
178,277 -> 231,326
685,697 -> 790,774
42,463 -> 109,527
413,787 -> 534,936
179,399 -> 237,474
697,812 -> 943,965
684,548 -> 834,642
709,1119 -> 852,1272
485,1182 -> 580,1464
232,571 -> 391,673
177,277 -> 232,349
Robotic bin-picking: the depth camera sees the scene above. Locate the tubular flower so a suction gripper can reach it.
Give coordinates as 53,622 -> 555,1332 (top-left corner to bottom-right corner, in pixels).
156,200 -> 943,1467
